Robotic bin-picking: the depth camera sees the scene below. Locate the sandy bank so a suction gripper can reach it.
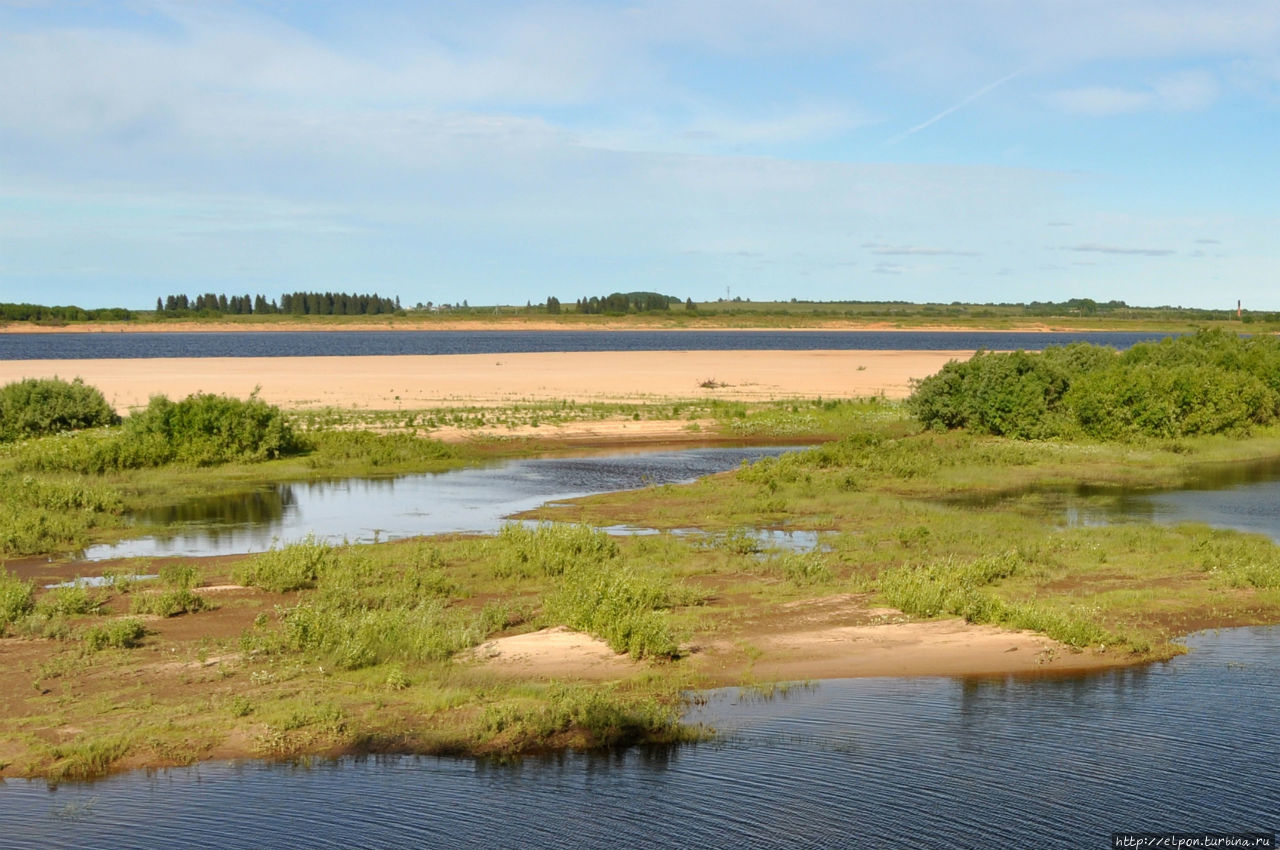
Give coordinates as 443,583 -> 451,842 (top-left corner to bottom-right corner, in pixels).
0,350 -> 969,413
467,605 -> 1123,686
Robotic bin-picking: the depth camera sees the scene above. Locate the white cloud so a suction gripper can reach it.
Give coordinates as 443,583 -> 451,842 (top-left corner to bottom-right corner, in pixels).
1049,69 -> 1220,115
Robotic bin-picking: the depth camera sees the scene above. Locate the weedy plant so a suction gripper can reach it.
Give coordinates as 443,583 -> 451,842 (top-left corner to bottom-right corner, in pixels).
81,618 -> 147,652
234,535 -> 334,592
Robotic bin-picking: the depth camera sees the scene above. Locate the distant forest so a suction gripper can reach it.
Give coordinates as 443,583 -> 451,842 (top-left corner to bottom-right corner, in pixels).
572,291 -> 686,314
158,291 -> 402,316
0,303 -> 134,322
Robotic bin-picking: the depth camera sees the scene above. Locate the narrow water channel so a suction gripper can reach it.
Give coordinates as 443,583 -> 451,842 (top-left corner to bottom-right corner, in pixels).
84,445 -> 801,560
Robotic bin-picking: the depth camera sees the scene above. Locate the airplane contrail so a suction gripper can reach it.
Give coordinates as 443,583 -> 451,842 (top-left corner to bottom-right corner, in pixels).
886,68 -> 1025,145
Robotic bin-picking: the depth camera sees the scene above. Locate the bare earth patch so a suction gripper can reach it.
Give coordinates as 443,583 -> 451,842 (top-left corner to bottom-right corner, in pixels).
688,594 -> 1124,684
467,626 -> 638,680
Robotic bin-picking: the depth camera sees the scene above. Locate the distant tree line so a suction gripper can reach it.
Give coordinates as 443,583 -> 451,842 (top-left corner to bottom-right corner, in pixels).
157,291 -> 402,316
574,291 -> 680,315
1,303 -> 134,322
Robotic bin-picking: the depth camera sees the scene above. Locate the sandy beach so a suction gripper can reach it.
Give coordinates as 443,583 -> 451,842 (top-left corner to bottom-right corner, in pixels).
0,349 -> 969,413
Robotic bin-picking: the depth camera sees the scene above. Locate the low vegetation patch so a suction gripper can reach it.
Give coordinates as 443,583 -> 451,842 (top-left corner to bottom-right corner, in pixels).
82,618 -> 147,652
543,560 -> 696,659
233,536 -> 335,592
0,569 -> 35,633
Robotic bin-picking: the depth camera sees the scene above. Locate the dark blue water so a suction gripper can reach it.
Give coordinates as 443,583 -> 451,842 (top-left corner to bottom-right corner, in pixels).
4,627 -> 1276,850
0,330 -> 1173,359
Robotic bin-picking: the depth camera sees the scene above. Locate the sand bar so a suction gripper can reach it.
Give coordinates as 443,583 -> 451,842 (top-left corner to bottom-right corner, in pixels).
0,349 -> 970,413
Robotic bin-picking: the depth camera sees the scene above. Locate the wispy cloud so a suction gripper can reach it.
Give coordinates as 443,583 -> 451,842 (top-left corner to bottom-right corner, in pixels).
1049,69 -> 1219,115
886,68 -> 1024,145
862,242 -> 979,257
1059,243 -> 1176,256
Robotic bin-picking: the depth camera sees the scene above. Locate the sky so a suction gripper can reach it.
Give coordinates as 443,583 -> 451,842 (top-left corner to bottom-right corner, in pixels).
1,1 -> 1278,310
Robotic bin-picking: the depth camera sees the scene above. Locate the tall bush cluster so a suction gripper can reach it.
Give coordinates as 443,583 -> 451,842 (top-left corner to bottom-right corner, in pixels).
0,378 -> 119,442
121,392 -> 304,465
908,329 -> 1280,440
14,391 -> 306,472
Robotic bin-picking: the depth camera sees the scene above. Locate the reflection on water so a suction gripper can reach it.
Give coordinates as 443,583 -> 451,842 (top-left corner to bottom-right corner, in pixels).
598,525 -> 823,553
7,627 -> 1277,849
84,446 -> 801,560
137,487 -> 296,528
952,456 -> 1280,543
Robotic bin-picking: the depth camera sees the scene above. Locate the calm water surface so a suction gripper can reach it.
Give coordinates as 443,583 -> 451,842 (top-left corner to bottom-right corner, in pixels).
1056,457 -> 1280,542
83,445 -> 800,560
0,329 -> 1172,360
3,627 -> 1276,849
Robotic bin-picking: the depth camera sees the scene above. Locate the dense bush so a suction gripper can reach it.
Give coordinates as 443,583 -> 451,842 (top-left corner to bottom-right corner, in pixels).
0,570 -> 35,633
0,378 -> 119,441
908,329 -> 1280,440
122,392 -> 304,465
14,392 -> 305,472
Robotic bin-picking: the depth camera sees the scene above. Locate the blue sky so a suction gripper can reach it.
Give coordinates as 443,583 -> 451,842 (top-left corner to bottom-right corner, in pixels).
1,1 -> 1277,310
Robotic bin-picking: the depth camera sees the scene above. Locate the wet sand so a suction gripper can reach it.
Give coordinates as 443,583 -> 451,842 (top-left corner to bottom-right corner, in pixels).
0,349 -> 968,413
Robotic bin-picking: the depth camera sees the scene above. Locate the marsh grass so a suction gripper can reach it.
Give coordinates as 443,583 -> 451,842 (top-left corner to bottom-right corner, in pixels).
477,682 -> 697,753
43,736 -> 131,786
254,598 -> 516,669
877,553 -> 1119,649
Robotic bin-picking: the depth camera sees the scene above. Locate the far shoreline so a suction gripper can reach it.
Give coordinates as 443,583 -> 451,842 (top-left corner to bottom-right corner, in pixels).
0,317 -> 1190,335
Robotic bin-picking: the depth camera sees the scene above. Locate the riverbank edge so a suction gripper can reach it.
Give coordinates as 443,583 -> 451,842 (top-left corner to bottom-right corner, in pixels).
0,317 -> 1234,335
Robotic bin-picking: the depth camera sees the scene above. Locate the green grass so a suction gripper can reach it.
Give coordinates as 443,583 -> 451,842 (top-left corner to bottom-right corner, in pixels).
42,735 -> 132,786
542,559 -> 700,659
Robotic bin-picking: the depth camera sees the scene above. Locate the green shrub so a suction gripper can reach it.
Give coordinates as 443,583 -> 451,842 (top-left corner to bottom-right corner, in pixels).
1066,364 -> 1274,439
82,618 -> 147,651
13,392 -> 305,472
907,330 -> 1280,441
771,551 -> 833,586
543,562 -> 683,659
121,392 -> 305,466
158,563 -> 199,590
490,523 -> 618,578
0,377 -> 118,442
0,570 -> 35,631
234,536 -> 333,592
478,683 -> 684,750
130,587 -> 207,617
35,584 -> 104,617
